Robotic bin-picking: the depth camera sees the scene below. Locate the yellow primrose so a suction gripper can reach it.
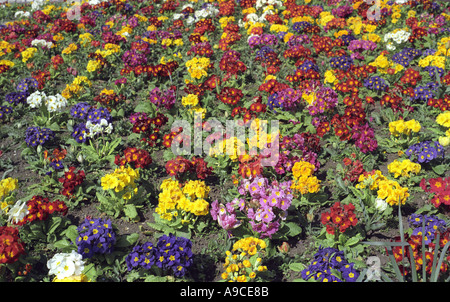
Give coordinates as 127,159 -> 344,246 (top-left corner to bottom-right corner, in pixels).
21,47 -> 38,63
436,111 -> 450,128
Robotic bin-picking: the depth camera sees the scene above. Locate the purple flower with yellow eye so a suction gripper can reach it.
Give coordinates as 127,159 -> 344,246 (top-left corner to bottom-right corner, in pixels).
302,247 -> 360,282
406,141 -> 444,163
16,77 -> 38,93
126,234 -> 193,278
0,105 -> 12,121
72,122 -> 89,143
267,193 -> 280,207
126,246 -> 143,270
5,91 -> 29,105
25,126 -> 54,147
248,182 -> 263,197
70,102 -> 92,120
259,207 -> 275,224
76,217 -> 116,259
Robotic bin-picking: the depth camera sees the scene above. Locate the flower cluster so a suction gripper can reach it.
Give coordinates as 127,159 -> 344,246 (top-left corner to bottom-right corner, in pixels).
101,166 -> 140,200
114,147 -> 152,169
221,237 -> 268,282
210,198 -> 242,233
389,119 -> 421,137
58,167 -> 85,198
43,148 -> 67,173
16,77 -> 38,93
0,226 -> 25,264
0,177 -> 18,209
129,112 -> 169,147
405,141 -> 445,164
391,215 -> 450,276
321,202 -> 358,235
329,55 -> 353,71
76,217 -> 116,258
165,156 -> 213,180
217,87 -> 244,106
356,170 -> 410,206
26,90 -> 68,113
275,132 -> 321,175
11,195 -> 68,226
93,90 -> 125,108
342,155 -> 366,183
301,247 -> 360,282
155,178 -> 210,223
25,126 -> 54,147
305,86 -> 338,116
351,123 -> 378,154
436,111 -> 450,146
408,214 -> 447,245
388,159 -> 421,179
185,56 -> 210,80
70,102 -> 113,142
0,105 -> 13,121
47,251 -> 86,281
420,177 -> 450,208
126,233 -> 193,278
290,160 -> 321,195
233,176 -> 293,238
149,86 -> 176,110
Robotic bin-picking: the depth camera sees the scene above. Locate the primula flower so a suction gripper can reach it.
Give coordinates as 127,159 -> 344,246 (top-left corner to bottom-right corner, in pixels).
155,178 -> 210,224
210,199 -> 242,233
13,196 -> 68,226
408,214 -> 446,245
388,159 -> 421,178
301,247 -> 360,282
0,177 -> 18,204
436,111 -> 450,128
126,233 -> 193,278
181,94 -> 199,107
420,177 -> 450,208
101,166 -> 139,200
16,77 -> 38,93
222,237 -> 268,282
231,176 -> 293,238
58,167 -> 85,197
76,217 -> 116,258
7,199 -> 29,224
405,141 -> 444,164
165,156 -> 213,180
291,161 -> 321,195
25,126 -> 54,147
149,87 -> 176,110
115,147 -> 152,169
0,226 -> 25,264
47,250 -> 85,280
321,202 -> 358,235
389,119 -> 421,137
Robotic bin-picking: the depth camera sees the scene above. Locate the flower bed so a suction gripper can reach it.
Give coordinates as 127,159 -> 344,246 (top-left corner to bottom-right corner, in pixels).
1,0 -> 450,284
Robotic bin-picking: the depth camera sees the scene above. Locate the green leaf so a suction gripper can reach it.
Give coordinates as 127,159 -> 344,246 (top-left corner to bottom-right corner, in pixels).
47,216 -> 62,235
64,225 -> 80,244
123,204 -> 138,220
284,222 -> 302,237
432,164 -> 447,176
115,233 -> 139,248
345,235 -> 361,247
53,239 -> 76,251
289,262 -> 306,272
134,102 -> 154,113
83,263 -> 98,282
